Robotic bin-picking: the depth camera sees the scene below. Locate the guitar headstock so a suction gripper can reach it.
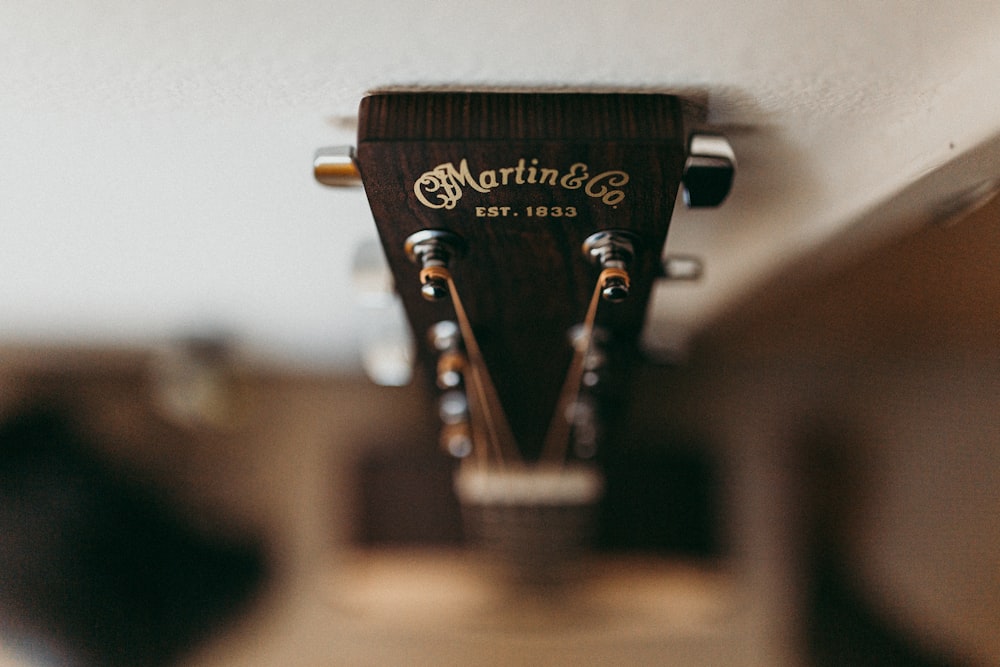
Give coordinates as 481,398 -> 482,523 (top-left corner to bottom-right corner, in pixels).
350,92 -> 719,464
356,93 -> 712,461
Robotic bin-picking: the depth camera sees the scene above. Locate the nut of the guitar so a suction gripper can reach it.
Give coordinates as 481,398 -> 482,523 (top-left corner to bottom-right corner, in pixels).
454,464 -> 604,584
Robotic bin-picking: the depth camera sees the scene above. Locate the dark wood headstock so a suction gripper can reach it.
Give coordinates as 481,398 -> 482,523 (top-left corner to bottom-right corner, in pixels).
354,93 -> 689,461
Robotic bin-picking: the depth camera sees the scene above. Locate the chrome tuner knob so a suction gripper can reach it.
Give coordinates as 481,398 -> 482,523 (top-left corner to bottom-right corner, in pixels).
313,146 -> 362,187
681,134 -> 736,208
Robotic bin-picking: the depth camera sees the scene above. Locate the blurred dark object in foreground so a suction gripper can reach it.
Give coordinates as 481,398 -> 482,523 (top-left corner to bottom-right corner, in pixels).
808,557 -> 958,667
0,407 -> 266,667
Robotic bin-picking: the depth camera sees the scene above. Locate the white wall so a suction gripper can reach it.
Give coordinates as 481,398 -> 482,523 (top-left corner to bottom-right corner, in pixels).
4,1 -> 1000,369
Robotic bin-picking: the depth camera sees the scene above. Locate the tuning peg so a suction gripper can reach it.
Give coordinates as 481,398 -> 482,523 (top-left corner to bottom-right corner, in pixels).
314,146 -> 362,187
404,230 -> 466,302
661,254 -> 704,281
428,321 -> 465,389
428,320 -> 461,352
682,134 -> 736,207
438,390 -> 469,425
582,230 -> 637,302
440,423 -> 473,458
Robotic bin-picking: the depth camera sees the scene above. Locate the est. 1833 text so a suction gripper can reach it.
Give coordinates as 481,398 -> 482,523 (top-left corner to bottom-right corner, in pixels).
475,206 -> 578,218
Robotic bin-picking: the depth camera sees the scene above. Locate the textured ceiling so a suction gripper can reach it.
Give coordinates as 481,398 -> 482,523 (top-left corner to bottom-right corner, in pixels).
3,1 -> 1000,367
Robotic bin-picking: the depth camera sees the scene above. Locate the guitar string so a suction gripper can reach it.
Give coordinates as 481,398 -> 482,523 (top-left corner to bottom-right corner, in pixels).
446,271 -> 521,467
456,349 -> 489,468
539,268 -> 610,465
448,274 -> 516,466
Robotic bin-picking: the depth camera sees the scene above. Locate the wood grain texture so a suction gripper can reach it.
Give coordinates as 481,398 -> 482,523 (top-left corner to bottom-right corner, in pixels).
356,93 -> 686,459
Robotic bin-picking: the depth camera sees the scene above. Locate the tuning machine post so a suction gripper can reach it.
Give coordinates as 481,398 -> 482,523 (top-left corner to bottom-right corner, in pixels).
582,230 -> 638,302
428,320 -> 473,458
428,320 -> 465,389
404,230 -> 466,301
565,324 -> 611,459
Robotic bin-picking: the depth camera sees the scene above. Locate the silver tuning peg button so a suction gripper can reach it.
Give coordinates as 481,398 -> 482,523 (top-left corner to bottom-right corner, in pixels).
661,254 -> 704,281
314,145 -> 362,187
682,134 -> 736,208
